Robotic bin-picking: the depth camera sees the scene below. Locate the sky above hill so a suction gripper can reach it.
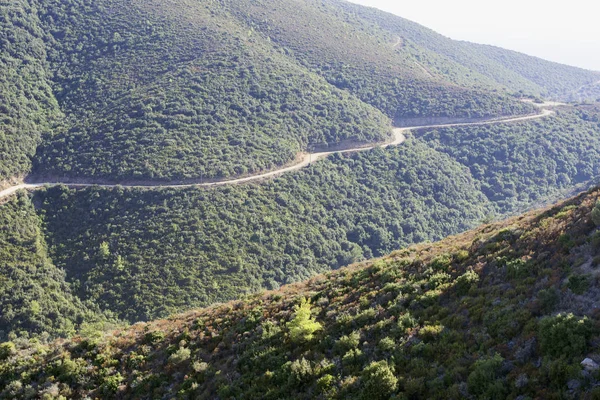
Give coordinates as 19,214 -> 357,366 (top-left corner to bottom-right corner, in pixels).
348,0 -> 600,71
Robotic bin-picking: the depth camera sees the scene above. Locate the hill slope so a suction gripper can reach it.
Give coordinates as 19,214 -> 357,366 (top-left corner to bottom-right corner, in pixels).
332,0 -> 600,100
3,187 -> 600,399
22,104 -> 600,325
3,0 -> 579,183
0,193 -> 108,342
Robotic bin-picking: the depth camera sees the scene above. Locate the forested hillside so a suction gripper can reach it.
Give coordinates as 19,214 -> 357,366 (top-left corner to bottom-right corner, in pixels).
224,0 -> 536,122
2,0 -> 598,183
415,104 -> 600,212
0,193 -> 109,342
3,187 -> 600,399
5,0 -> 585,183
2,0 -> 600,382
35,140 -> 490,322
29,0 -> 394,182
20,105 -> 599,325
0,0 -> 62,183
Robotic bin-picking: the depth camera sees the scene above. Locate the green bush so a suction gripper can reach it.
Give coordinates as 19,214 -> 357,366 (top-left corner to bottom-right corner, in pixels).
288,358 -> 314,387
0,342 -> 16,360
335,331 -> 361,354
360,361 -> 398,400
100,372 -> 123,395
567,274 -> 589,295
397,313 -> 418,333
168,347 -> 191,365
537,288 -> 559,313
378,337 -> 396,352
316,374 -> 336,394
467,354 -> 507,399
455,270 -> 480,295
538,313 -> 594,358
144,331 -> 166,345
506,259 -> 531,279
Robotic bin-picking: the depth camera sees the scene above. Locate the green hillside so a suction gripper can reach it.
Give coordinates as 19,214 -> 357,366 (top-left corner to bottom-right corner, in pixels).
3,0 -> 599,183
3,187 -> 600,399
35,140 -> 490,322
30,0 -> 392,182
0,0 -> 62,182
0,0 -> 555,183
23,104 -> 600,325
224,0 -> 536,122
415,104 -> 600,212
2,3 -> 600,397
0,193 -> 109,342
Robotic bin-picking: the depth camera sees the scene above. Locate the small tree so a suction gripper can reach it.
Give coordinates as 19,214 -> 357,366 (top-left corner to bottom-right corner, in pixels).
592,201 -> 600,226
287,298 -> 322,343
99,241 -> 110,259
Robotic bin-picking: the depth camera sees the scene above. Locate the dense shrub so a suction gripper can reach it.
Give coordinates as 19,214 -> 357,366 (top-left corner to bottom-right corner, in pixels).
360,361 -> 398,400
538,313 -> 594,358
467,354 -> 508,399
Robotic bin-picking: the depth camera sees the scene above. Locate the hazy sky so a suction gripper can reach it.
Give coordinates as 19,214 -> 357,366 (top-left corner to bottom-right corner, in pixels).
348,0 -> 600,71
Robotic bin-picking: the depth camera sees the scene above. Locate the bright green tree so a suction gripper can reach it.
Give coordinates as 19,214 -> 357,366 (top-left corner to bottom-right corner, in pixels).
287,298 -> 322,342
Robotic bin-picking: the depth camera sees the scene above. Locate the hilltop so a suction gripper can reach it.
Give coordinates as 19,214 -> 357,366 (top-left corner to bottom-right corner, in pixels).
3,186 -> 600,398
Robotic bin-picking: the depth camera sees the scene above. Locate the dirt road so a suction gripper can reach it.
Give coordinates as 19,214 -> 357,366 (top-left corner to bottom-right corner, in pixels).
0,108 -> 554,199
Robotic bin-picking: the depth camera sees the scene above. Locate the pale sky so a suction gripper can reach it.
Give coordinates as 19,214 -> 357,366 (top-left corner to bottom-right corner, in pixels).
348,0 -> 600,71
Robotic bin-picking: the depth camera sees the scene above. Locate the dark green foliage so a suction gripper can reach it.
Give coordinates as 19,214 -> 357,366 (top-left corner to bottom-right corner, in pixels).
538,313 -> 594,358
417,105 -> 600,212
537,288 -> 559,313
567,274 -> 590,295
1,0 -> 561,183
0,193 -> 106,341
0,0 -> 62,180
35,140 -> 490,321
30,0 -> 390,181
361,361 -> 397,399
467,354 -> 507,399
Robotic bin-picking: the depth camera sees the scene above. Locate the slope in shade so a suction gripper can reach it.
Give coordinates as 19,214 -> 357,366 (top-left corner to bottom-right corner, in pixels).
0,193 -> 105,341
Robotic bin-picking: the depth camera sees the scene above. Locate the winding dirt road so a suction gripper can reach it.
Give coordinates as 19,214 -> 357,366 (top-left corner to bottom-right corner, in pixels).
0,108 -> 555,200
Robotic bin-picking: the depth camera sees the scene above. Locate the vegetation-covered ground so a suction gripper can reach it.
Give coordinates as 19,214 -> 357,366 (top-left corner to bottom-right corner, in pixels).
7,0 -> 600,182
0,1 -> 62,181
415,104 -> 600,212
0,193 -> 110,342
3,187 -> 600,399
21,105 -> 599,325
331,0 -> 600,100
35,139 -> 490,322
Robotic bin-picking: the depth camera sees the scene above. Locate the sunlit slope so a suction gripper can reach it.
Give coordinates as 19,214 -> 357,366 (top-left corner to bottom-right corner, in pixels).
3,187 -> 600,399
